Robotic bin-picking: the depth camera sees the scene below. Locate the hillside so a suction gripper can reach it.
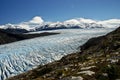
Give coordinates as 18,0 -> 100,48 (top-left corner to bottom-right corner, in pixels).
0,29 -> 59,45
7,27 -> 120,80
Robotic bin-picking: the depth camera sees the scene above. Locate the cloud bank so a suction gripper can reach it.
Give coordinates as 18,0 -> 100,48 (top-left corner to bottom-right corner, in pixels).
98,19 -> 120,27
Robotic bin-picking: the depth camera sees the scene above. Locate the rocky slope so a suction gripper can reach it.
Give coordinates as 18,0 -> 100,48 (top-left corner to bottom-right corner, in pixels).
7,27 -> 120,80
0,29 -> 59,45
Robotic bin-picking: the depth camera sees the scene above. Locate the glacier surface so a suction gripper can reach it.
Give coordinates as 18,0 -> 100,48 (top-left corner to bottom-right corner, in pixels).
0,28 -> 115,80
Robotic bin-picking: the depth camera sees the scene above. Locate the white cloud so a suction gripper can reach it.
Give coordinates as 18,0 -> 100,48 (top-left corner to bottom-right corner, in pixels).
64,18 -> 97,25
78,18 -> 97,23
64,19 -> 80,25
29,16 -> 44,24
98,19 -> 120,28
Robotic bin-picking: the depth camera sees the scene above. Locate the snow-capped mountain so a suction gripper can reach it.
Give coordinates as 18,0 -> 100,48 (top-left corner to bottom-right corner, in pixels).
35,18 -> 104,31
0,16 -> 120,33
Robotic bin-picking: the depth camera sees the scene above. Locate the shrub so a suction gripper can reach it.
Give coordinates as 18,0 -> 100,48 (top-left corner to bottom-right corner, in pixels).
35,67 -> 53,76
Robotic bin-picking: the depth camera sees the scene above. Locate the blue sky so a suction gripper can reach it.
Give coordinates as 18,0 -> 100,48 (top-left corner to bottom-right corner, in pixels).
0,0 -> 120,24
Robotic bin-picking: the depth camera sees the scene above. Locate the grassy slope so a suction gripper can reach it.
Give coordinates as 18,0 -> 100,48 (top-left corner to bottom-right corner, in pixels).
7,27 -> 120,80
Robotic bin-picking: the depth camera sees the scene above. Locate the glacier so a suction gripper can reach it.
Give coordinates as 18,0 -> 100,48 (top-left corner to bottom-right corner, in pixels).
0,28 -> 115,80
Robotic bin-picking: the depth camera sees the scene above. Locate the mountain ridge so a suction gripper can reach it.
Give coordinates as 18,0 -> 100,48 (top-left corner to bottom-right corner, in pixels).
0,29 -> 59,45
1,17 -> 120,32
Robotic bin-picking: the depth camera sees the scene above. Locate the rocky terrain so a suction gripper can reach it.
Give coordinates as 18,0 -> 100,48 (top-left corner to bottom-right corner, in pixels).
0,29 -> 59,45
7,27 -> 120,80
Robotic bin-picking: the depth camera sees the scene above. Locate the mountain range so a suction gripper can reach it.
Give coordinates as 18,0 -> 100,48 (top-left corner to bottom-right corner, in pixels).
0,17 -> 120,33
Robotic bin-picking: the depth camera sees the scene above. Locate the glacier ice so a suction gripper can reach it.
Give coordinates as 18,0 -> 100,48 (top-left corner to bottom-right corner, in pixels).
0,28 -> 115,80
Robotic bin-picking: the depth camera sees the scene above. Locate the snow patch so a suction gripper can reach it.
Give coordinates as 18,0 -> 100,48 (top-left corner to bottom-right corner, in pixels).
81,66 -> 96,70
72,76 -> 83,80
78,70 -> 95,76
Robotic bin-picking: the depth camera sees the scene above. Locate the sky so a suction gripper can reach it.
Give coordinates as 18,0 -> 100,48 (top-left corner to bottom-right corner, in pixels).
0,0 -> 120,25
